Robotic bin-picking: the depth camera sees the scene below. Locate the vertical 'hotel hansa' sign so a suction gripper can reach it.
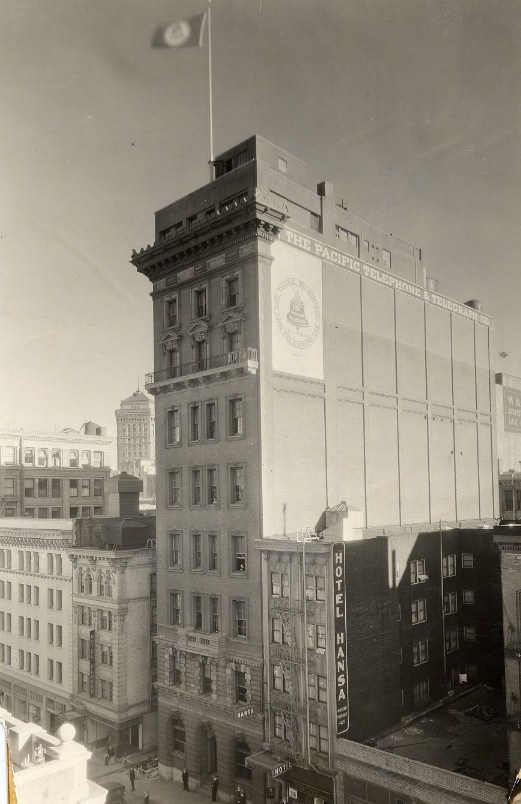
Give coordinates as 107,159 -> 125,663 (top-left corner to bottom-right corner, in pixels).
333,543 -> 349,735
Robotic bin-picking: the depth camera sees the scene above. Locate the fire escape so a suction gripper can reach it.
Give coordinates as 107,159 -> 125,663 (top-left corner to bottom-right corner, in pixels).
269,593 -> 308,767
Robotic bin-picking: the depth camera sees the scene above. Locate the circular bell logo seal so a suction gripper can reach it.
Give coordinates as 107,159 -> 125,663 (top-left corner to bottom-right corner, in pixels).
274,277 -> 320,349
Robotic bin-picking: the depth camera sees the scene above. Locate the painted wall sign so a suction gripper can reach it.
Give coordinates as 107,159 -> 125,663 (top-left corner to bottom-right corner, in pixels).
89,629 -> 96,698
271,240 -> 323,381
280,227 -> 492,328
504,387 -> 521,433
333,543 -> 349,735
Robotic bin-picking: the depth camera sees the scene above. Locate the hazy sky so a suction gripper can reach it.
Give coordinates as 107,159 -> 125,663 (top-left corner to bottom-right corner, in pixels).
1,0 -> 520,434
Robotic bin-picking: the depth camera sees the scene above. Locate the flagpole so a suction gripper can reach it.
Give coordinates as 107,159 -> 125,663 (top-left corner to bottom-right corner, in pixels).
207,0 -> 214,180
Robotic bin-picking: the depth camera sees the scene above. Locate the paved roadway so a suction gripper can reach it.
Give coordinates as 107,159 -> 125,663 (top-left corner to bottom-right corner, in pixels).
88,749 -> 214,804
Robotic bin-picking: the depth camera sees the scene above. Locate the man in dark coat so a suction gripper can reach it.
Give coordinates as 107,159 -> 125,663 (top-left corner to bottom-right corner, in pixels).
129,767 -> 136,791
182,767 -> 189,791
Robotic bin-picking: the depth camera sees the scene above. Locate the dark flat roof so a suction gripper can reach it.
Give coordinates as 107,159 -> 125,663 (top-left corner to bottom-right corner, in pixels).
375,687 -> 508,788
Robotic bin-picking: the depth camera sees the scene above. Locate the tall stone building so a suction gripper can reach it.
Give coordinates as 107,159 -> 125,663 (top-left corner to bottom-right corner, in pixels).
115,390 -> 155,475
131,136 -> 499,803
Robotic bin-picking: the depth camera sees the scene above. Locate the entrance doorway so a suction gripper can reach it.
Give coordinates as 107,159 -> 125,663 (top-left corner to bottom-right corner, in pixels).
127,723 -> 141,750
207,733 -> 217,775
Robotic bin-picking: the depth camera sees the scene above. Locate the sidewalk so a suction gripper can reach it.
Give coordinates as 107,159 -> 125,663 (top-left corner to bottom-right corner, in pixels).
87,748 -> 214,804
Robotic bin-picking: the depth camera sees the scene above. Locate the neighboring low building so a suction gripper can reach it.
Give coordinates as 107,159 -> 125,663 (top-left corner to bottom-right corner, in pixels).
0,423 -> 113,520
337,686 -> 507,804
67,476 -> 157,753
250,511 -> 503,804
0,474 -> 157,756
0,519 -> 74,730
2,708 -> 106,804
494,521 -> 521,786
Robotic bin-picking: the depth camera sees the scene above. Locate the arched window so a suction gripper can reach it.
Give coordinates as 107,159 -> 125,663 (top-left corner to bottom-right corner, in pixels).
105,573 -> 113,598
97,571 -> 105,597
77,569 -> 85,594
172,717 -> 185,754
85,571 -> 93,595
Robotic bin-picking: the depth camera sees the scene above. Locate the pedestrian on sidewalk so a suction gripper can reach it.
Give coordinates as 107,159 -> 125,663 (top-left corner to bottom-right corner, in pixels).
144,791 -> 150,804
182,767 -> 189,791
211,774 -> 218,802
129,767 -> 136,791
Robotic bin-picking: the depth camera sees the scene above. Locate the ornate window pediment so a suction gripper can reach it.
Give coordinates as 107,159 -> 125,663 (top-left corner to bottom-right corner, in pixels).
219,311 -> 244,334
160,331 -> 182,354
187,320 -> 210,342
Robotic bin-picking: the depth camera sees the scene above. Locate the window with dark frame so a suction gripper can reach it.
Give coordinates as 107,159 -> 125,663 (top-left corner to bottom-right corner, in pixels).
235,670 -> 247,703
208,533 -> 218,571
170,592 -> 182,626
167,407 -> 181,445
170,532 -> 182,568
201,657 -> 213,694
190,405 -> 200,441
206,402 -> 217,439
235,739 -> 251,779
191,468 -> 201,505
234,600 -> 247,637
172,718 -> 185,753
192,533 -> 202,569
207,466 -> 218,505
231,532 -> 246,572
195,288 -> 207,318
443,554 -> 457,577
168,470 -> 181,507
169,652 -> 182,686
230,466 -> 245,504
229,398 -> 243,436
166,297 -> 178,328
193,594 -> 203,630
225,276 -> 239,308
210,596 -> 219,633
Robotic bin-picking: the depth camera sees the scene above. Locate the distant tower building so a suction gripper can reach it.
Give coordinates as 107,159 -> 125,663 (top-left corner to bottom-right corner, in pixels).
115,390 -> 155,474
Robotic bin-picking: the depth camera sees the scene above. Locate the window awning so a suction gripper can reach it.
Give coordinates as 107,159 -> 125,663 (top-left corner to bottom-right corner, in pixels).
245,751 -> 289,774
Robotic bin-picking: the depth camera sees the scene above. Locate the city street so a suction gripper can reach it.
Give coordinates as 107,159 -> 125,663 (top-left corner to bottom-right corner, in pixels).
88,750 -> 214,804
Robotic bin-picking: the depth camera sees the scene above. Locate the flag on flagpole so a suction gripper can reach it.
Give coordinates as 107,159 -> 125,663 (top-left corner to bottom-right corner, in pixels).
152,12 -> 207,48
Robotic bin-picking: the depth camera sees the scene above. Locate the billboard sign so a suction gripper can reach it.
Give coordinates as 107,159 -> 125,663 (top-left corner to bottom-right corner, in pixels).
333,543 -> 349,735
504,387 -> 521,433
